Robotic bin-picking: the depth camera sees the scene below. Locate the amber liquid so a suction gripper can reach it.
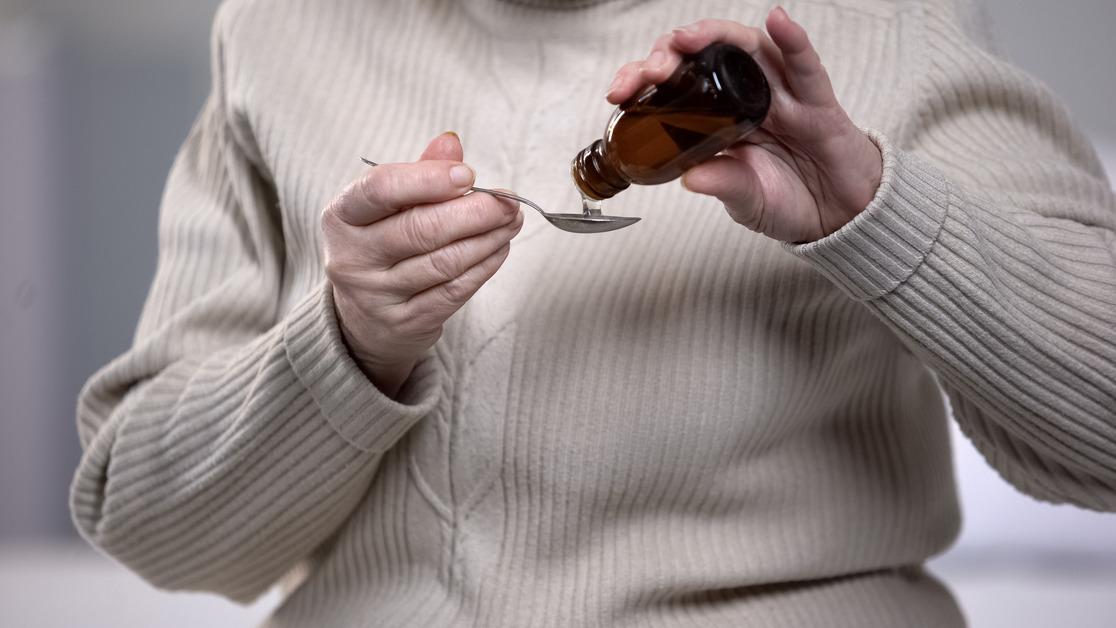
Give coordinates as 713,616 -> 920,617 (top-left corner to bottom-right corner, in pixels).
606,110 -> 744,185
571,42 -> 770,202
572,108 -> 756,200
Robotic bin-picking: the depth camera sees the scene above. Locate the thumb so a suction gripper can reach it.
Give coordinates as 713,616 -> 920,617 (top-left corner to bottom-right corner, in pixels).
419,131 -> 464,162
681,155 -> 766,232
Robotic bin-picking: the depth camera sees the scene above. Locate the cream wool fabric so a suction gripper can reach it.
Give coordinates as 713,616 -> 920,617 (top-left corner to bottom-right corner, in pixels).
71,0 -> 1116,626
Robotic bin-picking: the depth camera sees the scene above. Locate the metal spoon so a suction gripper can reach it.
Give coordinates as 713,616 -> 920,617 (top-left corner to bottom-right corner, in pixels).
361,158 -> 640,234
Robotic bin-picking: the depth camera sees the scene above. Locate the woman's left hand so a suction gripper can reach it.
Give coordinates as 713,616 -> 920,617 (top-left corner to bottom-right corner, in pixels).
606,7 -> 883,244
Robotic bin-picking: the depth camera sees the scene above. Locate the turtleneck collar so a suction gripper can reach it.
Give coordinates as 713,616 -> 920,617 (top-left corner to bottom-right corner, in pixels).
458,0 -> 656,41
496,0 -> 619,8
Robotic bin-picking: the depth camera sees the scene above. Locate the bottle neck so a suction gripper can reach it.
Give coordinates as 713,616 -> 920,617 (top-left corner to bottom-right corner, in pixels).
571,139 -> 630,200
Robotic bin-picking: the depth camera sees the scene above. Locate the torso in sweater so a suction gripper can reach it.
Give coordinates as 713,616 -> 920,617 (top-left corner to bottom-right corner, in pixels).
218,0 -> 967,625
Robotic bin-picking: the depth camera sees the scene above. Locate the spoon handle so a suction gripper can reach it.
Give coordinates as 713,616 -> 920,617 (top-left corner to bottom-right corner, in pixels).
468,185 -> 547,217
360,157 -> 546,219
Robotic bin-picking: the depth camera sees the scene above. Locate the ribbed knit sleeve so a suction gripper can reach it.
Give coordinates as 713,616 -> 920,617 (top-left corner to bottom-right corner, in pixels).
787,9 -> 1116,511
69,4 -> 442,603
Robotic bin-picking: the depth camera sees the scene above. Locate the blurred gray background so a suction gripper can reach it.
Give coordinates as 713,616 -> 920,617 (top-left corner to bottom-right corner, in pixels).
1,1 -> 1114,626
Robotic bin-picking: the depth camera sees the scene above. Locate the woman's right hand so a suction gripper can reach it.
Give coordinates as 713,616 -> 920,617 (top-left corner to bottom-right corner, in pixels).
321,132 -> 523,397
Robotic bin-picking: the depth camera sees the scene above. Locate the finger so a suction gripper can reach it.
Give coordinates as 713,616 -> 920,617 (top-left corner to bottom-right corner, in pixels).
403,243 -> 512,328
668,19 -> 767,57
672,19 -> 788,91
606,60 -> 646,104
611,20 -> 789,112
765,7 -> 836,106
633,33 -> 685,89
383,211 -> 524,297
670,21 -> 800,131
327,159 -> 475,226
419,131 -> 464,162
680,155 -> 766,231
371,190 -> 519,263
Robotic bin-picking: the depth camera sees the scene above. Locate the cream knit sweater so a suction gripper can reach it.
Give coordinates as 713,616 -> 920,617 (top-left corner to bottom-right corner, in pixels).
71,0 -> 1116,626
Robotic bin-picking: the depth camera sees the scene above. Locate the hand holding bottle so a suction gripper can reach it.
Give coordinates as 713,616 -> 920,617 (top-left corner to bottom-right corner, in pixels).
321,132 -> 523,397
606,7 -> 883,244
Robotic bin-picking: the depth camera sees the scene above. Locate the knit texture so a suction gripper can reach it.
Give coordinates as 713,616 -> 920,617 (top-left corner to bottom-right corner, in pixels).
70,0 -> 1116,626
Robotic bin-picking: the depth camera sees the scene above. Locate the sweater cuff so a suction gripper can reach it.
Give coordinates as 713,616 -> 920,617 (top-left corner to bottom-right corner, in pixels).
783,129 -> 949,301
283,281 -> 442,452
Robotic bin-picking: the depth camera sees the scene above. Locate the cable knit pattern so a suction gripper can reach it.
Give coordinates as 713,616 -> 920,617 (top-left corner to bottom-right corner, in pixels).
71,0 -> 1115,626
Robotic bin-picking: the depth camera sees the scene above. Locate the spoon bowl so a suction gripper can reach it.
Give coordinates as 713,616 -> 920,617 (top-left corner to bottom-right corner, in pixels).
541,213 -> 641,233
361,158 -> 640,234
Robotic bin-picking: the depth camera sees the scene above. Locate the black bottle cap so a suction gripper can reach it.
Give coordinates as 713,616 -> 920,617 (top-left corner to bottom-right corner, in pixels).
700,43 -> 772,121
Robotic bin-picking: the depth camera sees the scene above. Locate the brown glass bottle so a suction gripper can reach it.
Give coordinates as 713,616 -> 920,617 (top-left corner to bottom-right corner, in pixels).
572,42 -> 771,200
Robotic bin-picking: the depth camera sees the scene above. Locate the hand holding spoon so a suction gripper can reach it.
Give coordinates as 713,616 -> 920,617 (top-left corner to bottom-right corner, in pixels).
361,158 -> 640,234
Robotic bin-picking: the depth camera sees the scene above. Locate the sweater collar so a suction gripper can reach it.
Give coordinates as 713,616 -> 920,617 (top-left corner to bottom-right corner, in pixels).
461,0 -> 650,40
495,0 -> 619,8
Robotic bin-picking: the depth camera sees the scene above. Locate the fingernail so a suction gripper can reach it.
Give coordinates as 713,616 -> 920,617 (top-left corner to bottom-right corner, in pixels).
450,164 -> 474,187
647,50 -> 666,69
683,22 -> 702,33
443,130 -> 460,140
774,5 -> 789,20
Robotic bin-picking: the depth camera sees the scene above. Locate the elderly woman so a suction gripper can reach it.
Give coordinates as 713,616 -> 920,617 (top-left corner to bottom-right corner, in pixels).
71,0 -> 1115,626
